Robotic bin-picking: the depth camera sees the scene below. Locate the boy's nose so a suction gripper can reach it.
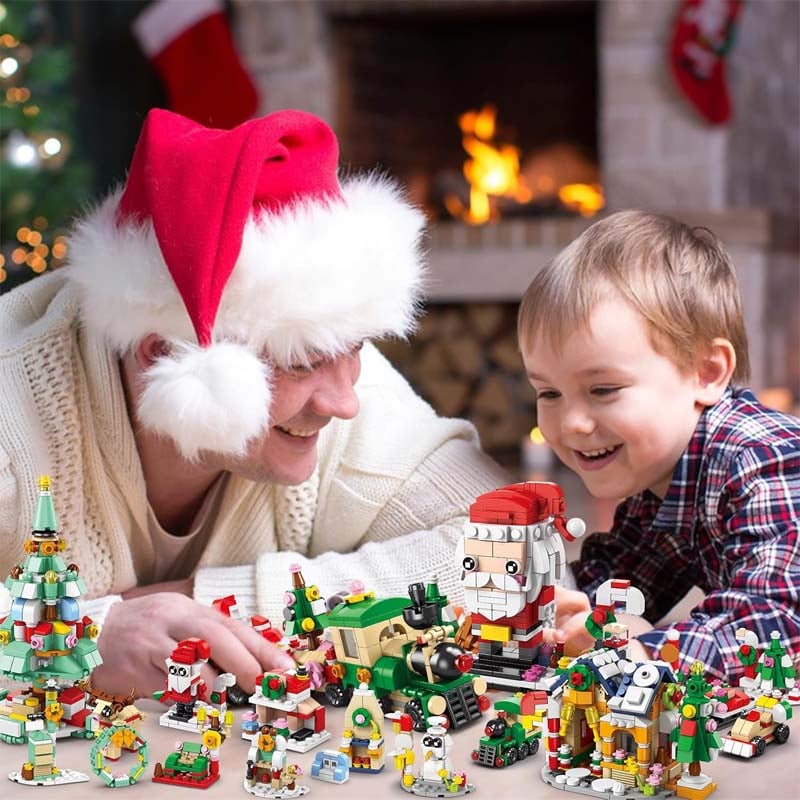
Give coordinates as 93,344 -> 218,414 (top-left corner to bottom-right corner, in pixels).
561,405 -> 596,436
310,352 -> 361,420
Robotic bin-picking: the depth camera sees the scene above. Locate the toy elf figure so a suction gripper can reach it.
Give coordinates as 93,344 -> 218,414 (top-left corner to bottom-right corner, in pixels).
754,631 -> 797,695
670,661 -> 722,799
734,628 -> 760,687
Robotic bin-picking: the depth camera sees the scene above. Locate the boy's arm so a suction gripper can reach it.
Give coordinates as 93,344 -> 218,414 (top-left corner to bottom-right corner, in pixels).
572,495 -> 697,624
637,444 -> 800,680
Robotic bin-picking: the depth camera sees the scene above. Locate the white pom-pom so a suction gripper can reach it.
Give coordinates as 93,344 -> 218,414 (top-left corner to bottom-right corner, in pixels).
138,342 -> 271,460
566,517 -> 587,540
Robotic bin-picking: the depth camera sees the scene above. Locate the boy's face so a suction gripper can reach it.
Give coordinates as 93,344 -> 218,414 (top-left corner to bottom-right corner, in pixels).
521,295 -> 705,500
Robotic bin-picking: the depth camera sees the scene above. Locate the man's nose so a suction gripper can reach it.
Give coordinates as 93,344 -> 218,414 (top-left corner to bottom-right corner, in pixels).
310,353 -> 361,420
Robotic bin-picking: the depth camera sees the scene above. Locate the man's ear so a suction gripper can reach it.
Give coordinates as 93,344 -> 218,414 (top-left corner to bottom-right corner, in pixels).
133,334 -> 171,370
695,337 -> 736,406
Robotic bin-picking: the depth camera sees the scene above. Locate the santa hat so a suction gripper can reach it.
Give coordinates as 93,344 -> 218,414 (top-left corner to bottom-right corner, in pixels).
66,108 -> 427,459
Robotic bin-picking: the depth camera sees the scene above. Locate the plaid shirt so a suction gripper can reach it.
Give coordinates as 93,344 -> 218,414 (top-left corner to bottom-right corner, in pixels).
572,386 -> 800,681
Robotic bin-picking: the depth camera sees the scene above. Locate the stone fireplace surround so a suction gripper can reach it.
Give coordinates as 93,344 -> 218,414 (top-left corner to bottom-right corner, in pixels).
234,0 -> 799,402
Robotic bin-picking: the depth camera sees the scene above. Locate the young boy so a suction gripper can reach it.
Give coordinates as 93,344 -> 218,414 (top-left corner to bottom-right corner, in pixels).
517,210 -> 800,681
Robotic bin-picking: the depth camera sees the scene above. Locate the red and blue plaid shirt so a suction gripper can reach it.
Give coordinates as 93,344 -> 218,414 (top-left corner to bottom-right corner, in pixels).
572,386 -> 800,681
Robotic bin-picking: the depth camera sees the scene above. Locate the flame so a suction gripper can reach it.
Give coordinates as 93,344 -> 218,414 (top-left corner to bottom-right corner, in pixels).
446,105 -> 605,223
446,105 -> 530,225
558,183 -> 605,217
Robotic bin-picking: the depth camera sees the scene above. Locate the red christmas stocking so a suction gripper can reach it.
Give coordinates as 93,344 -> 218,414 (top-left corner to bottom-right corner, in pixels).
669,0 -> 742,125
133,0 -> 259,130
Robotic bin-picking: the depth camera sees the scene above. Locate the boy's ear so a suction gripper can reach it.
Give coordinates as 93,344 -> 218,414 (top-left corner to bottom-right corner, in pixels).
694,337 -> 736,406
133,334 -> 171,370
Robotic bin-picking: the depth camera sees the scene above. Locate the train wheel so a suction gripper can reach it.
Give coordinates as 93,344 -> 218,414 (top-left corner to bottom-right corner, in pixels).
518,742 -> 529,759
506,747 -> 519,766
404,699 -> 426,732
325,684 -> 353,707
379,695 -> 394,714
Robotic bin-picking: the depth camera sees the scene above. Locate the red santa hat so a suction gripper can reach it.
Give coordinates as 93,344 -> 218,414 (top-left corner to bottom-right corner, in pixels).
66,108 -> 426,459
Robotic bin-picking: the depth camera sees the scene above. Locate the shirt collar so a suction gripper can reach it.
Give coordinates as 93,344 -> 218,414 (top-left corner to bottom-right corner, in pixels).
650,386 -> 736,530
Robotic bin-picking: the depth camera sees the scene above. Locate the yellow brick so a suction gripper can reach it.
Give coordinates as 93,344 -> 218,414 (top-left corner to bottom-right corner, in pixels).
480,623 -> 512,643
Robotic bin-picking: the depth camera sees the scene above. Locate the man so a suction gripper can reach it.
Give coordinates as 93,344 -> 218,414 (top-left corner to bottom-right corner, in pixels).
0,108 -> 508,696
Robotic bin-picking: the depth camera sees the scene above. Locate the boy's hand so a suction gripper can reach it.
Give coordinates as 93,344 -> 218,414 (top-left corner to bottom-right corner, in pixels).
544,586 -> 594,656
91,592 -> 296,698
543,588 -> 656,660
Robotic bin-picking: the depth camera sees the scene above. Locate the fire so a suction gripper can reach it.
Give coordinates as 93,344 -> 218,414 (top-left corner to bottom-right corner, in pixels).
446,105 -> 604,223
446,105 -> 531,225
558,183 -> 605,217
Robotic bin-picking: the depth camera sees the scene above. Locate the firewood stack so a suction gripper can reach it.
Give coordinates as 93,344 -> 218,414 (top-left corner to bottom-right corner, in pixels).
376,303 -> 536,464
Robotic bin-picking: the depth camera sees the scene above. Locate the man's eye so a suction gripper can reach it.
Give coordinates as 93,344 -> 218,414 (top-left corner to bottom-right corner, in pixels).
536,390 -> 560,400
591,386 -> 621,396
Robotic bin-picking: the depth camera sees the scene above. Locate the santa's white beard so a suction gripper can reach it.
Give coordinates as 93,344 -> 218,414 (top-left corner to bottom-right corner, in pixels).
464,584 -> 528,620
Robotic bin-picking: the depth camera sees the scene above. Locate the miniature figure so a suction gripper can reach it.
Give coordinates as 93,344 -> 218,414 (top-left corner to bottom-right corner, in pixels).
389,713 -> 474,796
340,683 -> 385,772
471,691 -> 543,767
89,723 -> 149,787
244,722 -> 309,797
154,637 -> 235,732
153,706 -> 232,788
309,749 -> 349,784
248,664 -> 330,752
669,662 -> 722,800
1,476 -> 101,785
458,481 -> 586,690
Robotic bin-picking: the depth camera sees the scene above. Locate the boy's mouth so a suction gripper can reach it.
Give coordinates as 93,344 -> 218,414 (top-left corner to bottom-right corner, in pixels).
574,444 -> 622,470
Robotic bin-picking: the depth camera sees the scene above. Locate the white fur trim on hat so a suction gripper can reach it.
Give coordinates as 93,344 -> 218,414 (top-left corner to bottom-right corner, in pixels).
138,341 -> 271,460
66,174 -> 428,368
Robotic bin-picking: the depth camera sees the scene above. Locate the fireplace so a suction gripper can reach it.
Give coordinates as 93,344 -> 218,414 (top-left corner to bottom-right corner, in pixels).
329,1 -> 599,222
235,0 -> 800,461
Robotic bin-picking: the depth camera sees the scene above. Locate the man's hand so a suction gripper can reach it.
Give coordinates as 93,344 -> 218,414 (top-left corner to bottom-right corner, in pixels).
90,592 -> 295,698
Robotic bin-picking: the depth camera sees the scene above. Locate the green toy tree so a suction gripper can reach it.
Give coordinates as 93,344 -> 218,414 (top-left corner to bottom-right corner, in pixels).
0,0 -> 92,291
669,661 -> 722,778
283,563 -> 329,650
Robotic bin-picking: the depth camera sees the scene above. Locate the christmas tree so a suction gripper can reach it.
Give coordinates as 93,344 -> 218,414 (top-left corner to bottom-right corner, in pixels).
0,0 -> 92,292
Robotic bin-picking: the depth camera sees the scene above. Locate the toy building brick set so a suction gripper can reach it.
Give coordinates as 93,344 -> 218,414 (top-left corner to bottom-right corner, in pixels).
0,476 -> 102,786
1,478 -> 797,795
457,481 -> 587,691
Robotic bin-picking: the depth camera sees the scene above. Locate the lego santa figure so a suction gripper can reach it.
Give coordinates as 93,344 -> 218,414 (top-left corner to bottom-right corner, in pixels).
457,482 -> 585,689
154,637 -> 210,724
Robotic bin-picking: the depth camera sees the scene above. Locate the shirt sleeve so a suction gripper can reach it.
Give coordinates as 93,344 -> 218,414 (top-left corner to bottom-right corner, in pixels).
638,443 -> 800,681
572,496 -> 697,624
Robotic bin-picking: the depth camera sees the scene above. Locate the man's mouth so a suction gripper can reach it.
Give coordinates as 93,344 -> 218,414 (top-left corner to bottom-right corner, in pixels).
274,425 -> 319,439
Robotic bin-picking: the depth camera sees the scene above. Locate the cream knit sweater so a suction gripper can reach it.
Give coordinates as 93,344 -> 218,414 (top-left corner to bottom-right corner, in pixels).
0,273 -> 510,625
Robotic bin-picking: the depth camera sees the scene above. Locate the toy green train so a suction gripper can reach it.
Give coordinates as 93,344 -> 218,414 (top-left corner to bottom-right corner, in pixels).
289,580 -> 489,732
470,693 -> 543,768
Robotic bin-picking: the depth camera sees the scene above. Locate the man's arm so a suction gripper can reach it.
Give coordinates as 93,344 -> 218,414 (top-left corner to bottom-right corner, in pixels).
637,445 -> 800,681
194,435 -> 510,621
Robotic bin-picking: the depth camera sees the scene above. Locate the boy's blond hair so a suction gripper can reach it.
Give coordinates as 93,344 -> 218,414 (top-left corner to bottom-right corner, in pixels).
517,210 -> 750,382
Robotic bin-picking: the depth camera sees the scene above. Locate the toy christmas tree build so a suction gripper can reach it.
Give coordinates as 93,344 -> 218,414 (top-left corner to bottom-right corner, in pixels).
0,475 -> 102,785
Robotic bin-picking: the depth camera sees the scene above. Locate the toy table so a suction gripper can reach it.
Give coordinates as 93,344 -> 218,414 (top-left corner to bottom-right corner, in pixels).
0,697 -> 797,799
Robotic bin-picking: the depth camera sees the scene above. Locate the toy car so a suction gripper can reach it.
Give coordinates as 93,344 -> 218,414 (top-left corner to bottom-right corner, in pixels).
720,694 -> 792,758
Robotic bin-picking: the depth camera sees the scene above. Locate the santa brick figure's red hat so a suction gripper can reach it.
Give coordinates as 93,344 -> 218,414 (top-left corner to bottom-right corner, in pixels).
67,108 -> 426,459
